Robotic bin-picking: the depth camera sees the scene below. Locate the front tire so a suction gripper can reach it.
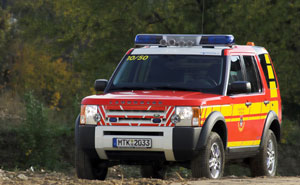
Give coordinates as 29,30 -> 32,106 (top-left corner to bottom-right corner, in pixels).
75,141 -> 108,180
250,129 -> 278,177
75,116 -> 108,180
191,132 -> 225,179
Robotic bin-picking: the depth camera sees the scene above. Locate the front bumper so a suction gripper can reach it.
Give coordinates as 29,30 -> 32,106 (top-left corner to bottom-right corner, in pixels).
78,125 -> 202,162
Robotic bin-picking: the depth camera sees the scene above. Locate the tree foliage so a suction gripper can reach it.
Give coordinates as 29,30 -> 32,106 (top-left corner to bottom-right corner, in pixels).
5,0 -> 300,112
12,44 -> 80,109
0,4 -> 14,91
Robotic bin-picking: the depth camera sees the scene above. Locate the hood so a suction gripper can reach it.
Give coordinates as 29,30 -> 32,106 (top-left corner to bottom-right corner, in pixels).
81,90 -> 224,106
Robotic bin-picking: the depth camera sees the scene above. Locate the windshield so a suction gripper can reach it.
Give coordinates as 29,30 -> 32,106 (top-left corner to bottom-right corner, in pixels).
108,55 -> 226,94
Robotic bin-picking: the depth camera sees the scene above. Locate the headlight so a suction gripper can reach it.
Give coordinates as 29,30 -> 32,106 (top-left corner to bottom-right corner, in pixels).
171,106 -> 200,126
176,107 -> 193,119
80,105 -> 100,125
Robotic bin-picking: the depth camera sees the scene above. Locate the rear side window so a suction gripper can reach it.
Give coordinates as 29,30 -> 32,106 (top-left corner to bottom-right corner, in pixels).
243,56 -> 262,93
259,54 -> 278,89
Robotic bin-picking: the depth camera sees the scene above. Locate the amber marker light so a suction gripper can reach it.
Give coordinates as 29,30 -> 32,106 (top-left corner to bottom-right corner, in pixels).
247,42 -> 255,46
80,105 -> 86,124
192,107 -> 201,126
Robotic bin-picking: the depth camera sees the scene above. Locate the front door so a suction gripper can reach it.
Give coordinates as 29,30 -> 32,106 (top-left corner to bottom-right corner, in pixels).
227,55 -> 264,148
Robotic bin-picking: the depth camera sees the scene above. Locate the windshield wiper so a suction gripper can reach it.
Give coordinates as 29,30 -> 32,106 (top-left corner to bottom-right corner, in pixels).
150,86 -> 200,91
109,87 -> 152,91
109,86 -> 200,92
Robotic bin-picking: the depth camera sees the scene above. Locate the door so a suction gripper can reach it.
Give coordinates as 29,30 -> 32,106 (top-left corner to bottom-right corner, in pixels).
227,56 -> 251,147
227,55 -> 264,148
241,56 -> 265,145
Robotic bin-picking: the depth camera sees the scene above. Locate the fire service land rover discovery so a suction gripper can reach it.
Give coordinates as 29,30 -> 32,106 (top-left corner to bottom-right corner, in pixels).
75,34 -> 282,180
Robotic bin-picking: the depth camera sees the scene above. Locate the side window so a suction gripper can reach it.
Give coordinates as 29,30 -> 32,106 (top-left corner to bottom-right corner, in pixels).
243,56 -> 262,93
229,56 -> 243,83
259,54 -> 278,89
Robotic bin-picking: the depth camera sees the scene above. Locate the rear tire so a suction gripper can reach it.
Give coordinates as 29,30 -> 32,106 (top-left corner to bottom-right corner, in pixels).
140,164 -> 166,179
191,132 -> 225,179
250,129 -> 277,177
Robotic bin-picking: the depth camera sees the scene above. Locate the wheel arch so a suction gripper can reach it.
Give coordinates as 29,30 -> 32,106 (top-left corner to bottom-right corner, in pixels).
260,111 -> 281,147
196,111 -> 228,150
75,114 -> 80,145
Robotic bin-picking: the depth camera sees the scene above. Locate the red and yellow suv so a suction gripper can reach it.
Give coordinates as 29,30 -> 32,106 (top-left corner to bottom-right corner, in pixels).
75,34 -> 282,180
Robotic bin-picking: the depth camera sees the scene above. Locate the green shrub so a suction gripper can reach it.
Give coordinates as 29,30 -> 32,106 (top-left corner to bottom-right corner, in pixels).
16,92 -> 72,170
16,92 -> 56,169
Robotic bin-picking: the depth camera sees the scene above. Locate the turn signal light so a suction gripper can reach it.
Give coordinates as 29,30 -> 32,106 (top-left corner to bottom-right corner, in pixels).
192,107 -> 201,126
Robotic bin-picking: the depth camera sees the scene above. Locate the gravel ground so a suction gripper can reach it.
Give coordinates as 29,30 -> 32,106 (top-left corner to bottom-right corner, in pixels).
1,168 -> 300,185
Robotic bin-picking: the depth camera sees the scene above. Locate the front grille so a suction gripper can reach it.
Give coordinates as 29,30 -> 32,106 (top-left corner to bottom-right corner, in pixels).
103,131 -> 164,136
108,110 -> 163,113
106,110 -> 165,118
118,118 -> 152,121
98,105 -> 175,127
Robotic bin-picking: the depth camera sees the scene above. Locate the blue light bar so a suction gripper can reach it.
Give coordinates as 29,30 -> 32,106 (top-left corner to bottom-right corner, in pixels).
134,34 -> 235,46
135,34 -> 163,45
200,35 -> 234,45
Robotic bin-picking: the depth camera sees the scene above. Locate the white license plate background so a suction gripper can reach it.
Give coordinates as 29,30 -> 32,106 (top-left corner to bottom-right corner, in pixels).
113,138 -> 152,148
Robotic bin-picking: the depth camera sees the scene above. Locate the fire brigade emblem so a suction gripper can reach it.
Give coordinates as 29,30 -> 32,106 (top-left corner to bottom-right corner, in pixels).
238,116 -> 245,132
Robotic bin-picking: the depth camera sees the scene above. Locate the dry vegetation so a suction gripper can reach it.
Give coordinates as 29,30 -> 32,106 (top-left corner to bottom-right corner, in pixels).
1,168 -> 300,185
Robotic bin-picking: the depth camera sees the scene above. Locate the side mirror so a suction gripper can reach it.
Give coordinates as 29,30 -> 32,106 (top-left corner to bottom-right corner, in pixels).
228,81 -> 251,94
94,79 -> 108,92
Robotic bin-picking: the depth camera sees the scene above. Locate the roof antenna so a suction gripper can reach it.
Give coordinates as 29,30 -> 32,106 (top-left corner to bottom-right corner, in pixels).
202,0 -> 205,34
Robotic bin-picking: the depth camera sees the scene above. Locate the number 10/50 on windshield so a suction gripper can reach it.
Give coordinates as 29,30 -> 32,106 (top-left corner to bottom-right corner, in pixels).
127,55 -> 149,61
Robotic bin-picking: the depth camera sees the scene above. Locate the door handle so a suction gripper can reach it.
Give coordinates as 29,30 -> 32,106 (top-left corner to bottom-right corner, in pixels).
245,102 -> 252,107
264,100 -> 270,105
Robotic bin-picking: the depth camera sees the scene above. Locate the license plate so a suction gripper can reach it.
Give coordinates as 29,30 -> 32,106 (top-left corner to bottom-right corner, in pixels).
113,138 -> 152,148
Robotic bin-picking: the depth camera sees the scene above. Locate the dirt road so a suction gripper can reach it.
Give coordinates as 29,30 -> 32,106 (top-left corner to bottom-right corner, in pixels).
1,169 -> 300,185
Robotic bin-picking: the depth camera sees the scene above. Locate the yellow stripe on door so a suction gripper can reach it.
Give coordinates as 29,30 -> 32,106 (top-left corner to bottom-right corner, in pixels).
228,140 -> 261,147
269,81 -> 278,98
270,100 -> 279,116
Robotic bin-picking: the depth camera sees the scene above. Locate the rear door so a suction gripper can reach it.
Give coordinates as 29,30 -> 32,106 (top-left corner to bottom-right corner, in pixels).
258,53 -> 281,121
